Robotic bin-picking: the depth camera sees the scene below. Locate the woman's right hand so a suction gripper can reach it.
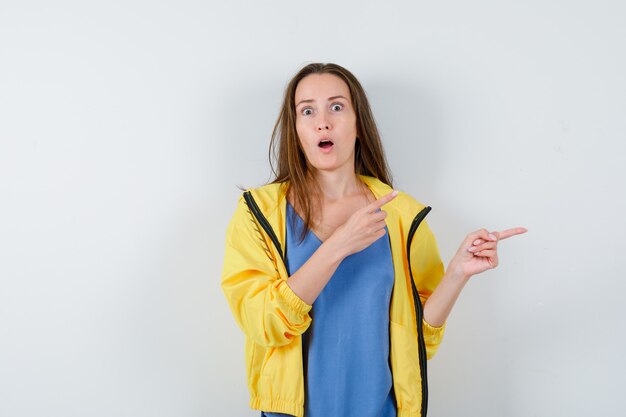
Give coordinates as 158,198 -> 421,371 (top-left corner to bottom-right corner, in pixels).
285,190 -> 400,306
328,190 -> 399,258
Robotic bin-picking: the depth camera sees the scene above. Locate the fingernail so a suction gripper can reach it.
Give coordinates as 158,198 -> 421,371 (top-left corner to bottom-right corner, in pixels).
488,234 -> 497,241
468,246 -> 476,252
391,190 -> 398,197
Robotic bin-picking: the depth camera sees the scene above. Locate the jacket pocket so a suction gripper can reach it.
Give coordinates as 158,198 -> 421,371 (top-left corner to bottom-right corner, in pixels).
259,340 -> 306,403
389,320 -> 422,411
245,338 -> 266,394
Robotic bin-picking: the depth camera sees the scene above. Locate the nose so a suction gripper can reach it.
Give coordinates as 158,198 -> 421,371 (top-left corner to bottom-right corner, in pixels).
316,114 -> 331,131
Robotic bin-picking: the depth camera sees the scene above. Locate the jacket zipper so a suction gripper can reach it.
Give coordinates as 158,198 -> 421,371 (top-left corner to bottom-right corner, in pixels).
406,206 -> 433,417
243,191 -> 285,263
243,190 -> 431,417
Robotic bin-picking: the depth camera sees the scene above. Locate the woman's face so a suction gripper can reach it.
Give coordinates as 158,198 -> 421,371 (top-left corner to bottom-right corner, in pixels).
294,73 -> 358,174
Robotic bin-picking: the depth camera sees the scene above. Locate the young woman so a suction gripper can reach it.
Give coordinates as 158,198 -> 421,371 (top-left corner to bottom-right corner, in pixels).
221,62 -> 527,417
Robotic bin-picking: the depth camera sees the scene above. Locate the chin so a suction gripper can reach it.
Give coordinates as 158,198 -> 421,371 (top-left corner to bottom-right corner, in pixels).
313,161 -> 351,173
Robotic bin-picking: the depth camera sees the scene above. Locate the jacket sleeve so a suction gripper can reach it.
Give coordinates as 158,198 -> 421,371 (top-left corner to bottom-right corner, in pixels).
410,218 -> 447,359
220,195 -> 312,347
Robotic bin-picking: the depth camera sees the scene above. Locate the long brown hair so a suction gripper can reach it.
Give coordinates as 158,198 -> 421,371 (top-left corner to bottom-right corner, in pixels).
268,62 -> 393,243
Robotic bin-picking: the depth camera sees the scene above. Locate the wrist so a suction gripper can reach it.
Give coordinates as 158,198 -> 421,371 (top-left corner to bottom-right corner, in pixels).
446,261 -> 472,283
322,234 -> 348,264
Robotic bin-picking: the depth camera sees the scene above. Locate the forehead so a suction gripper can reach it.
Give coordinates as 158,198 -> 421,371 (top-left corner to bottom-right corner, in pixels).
294,73 -> 351,103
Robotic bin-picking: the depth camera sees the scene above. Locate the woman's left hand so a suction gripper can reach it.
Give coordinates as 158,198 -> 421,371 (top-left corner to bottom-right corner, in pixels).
448,227 -> 528,279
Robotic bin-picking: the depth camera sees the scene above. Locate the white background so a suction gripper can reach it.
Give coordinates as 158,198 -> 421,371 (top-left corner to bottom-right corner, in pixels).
1,1 -> 625,416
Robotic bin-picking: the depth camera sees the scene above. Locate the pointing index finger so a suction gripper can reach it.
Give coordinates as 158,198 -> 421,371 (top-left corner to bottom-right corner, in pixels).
367,190 -> 399,212
496,227 -> 528,240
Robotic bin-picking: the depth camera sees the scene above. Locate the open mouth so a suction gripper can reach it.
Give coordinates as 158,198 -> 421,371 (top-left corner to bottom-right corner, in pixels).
318,139 -> 334,149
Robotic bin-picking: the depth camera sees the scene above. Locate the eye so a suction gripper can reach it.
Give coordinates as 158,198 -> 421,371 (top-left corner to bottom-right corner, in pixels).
331,103 -> 343,111
301,107 -> 313,116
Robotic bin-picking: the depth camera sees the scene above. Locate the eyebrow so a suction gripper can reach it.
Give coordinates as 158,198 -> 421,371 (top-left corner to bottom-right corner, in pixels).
295,95 -> 348,108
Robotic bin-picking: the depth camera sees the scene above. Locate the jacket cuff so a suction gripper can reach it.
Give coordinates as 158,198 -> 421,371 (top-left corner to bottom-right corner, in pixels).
277,280 -> 313,316
422,317 -> 446,342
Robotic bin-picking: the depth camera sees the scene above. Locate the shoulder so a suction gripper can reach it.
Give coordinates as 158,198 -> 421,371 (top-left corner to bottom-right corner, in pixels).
246,181 -> 287,200
226,181 -> 286,233
236,180 -> 288,217
393,191 -> 427,216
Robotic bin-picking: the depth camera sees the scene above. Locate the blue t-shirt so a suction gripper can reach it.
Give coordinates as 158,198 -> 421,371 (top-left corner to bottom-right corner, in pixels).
262,202 -> 396,417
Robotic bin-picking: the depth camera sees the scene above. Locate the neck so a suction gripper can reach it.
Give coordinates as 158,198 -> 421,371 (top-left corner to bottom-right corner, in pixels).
311,164 -> 364,203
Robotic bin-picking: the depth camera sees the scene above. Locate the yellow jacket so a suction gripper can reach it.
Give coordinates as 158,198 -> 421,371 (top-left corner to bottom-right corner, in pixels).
221,174 -> 446,417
